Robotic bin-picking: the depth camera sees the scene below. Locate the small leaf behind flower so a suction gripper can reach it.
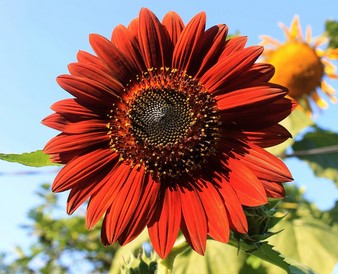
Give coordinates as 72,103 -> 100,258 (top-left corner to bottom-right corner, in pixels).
292,126 -> 338,187
0,150 -> 58,167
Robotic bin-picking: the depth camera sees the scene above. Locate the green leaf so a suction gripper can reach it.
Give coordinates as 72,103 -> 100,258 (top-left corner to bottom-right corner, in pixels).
267,108 -> 313,156
292,127 -> 338,186
325,20 -> 338,48
174,240 -> 248,274
268,217 -> 338,274
174,237 -> 313,274
0,150 -> 58,167
244,242 -> 290,272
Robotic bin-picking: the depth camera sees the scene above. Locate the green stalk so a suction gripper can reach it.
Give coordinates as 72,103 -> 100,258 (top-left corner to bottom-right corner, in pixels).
156,241 -> 190,274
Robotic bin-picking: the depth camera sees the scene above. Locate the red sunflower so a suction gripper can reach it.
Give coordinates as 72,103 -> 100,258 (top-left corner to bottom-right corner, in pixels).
43,8 -> 295,258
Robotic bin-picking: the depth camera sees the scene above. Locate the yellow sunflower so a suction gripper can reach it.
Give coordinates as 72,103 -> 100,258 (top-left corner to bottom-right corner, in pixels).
261,15 -> 338,114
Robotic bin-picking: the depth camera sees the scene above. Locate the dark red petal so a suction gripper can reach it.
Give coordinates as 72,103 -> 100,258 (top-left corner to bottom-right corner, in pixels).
76,50 -> 111,74
118,175 -> 161,245
219,36 -> 248,58
100,165 -> 146,244
261,180 -> 285,198
237,142 -> 293,182
51,149 -> 116,192
67,154 -> 119,214
138,8 -> 173,68
179,187 -> 207,255
227,157 -> 268,206
42,113 -> 106,134
89,34 -> 137,83
56,75 -> 115,107
111,25 -> 147,73
172,12 -> 206,73
162,11 -> 184,46
219,97 -> 297,129
68,62 -> 124,98
196,180 -> 230,243
148,187 -> 182,258
44,131 -> 109,155
201,46 -> 263,93
216,173 -> 248,234
86,163 -> 131,230
217,63 -> 275,93
242,124 -> 292,148
216,84 -> 288,110
42,113 -> 68,132
195,24 -> 229,78
50,99 -> 101,121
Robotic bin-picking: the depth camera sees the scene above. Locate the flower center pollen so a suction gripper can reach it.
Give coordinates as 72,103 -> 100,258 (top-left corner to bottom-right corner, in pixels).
108,68 -> 221,180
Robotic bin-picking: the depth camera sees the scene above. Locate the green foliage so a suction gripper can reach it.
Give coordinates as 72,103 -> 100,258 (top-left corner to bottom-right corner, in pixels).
108,231 -> 154,274
0,184 -> 117,273
292,126 -> 338,186
326,20 -> 338,48
0,150 -> 58,167
267,216 -> 338,274
119,250 -> 158,274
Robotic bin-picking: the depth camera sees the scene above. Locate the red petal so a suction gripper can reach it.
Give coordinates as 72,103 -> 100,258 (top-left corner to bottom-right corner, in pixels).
219,36 -> 248,58
44,132 -> 109,154
201,46 -> 263,93
148,187 -> 182,258
179,187 -> 207,255
242,124 -> 292,148
100,165 -> 146,243
86,162 -> 131,230
42,113 -> 68,132
111,25 -> 147,73
138,8 -> 173,68
128,17 -> 139,36
220,63 -> 275,93
261,180 -> 285,198
216,174 -> 248,233
195,24 -> 229,78
238,143 -> 293,183
51,149 -> 116,192
42,113 -> 106,134
196,180 -> 230,243
56,75 -> 114,107
219,97 -> 296,129
68,62 -> 124,98
172,12 -> 206,73
76,50 -> 111,74
216,84 -> 288,110
162,11 -> 184,46
67,154 -> 119,214
227,158 -> 268,206
118,175 -> 160,245
89,34 -> 137,83
50,99 -> 101,121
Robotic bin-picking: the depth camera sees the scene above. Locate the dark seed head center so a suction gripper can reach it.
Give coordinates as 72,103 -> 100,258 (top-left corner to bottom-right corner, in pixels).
129,89 -> 193,146
108,68 -> 221,180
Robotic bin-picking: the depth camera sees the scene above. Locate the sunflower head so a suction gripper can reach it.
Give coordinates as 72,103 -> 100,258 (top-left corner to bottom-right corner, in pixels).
43,8 -> 295,259
261,15 -> 338,114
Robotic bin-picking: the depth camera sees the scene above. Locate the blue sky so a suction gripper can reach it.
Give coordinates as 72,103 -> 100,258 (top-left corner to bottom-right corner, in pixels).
1,0 -> 338,261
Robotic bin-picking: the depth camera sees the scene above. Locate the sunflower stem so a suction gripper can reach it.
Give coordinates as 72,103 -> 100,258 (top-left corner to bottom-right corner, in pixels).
156,241 -> 190,274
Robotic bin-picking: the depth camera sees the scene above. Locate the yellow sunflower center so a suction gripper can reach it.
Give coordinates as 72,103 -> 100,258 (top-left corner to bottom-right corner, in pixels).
268,42 -> 324,98
108,68 -> 221,180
